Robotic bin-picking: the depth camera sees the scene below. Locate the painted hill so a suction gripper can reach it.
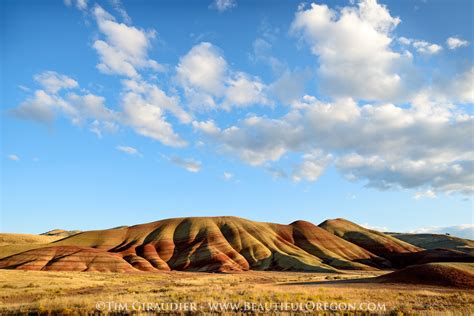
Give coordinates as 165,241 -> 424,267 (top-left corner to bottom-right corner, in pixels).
389,233 -> 474,252
2,216 -> 471,274
0,216 -> 393,273
319,218 -> 421,258
378,262 -> 474,288
0,246 -> 136,272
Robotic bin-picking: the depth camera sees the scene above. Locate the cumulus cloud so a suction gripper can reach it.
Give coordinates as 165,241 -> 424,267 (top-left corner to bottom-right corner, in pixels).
409,225 -> 474,239
176,42 -> 227,105
169,156 -> 202,172
11,90 -> 69,123
412,40 -> 442,55
8,154 -> 20,161
176,42 -> 270,110
116,145 -> 141,156
292,151 -> 332,182
34,71 -> 78,94
120,89 -> 187,147
431,67 -> 474,104
222,72 -> 271,110
92,6 -> 164,77
290,0 -> 416,102
209,0 -> 236,12
194,95 -> 473,194
446,36 -> 469,50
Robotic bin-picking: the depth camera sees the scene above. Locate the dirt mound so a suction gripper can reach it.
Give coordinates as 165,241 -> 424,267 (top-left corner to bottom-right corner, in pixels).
319,218 -> 421,259
379,262 -> 474,288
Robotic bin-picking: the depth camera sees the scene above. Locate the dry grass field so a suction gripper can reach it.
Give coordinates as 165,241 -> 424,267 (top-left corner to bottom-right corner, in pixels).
0,269 -> 472,315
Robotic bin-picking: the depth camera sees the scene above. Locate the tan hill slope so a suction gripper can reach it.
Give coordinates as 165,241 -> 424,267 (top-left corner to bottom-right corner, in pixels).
0,216 -> 391,273
319,218 -> 421,258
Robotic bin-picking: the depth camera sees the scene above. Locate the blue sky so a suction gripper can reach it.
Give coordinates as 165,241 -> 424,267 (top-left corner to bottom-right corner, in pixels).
1,0 -> 473,238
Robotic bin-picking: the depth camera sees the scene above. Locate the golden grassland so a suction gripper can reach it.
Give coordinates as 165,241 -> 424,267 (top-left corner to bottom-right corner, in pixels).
0,269 -> 472,315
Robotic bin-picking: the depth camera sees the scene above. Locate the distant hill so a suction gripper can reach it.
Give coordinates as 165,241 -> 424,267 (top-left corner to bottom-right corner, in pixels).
0,233 -> 65,259
41,229 -> 81,238
389,233 -> 474,252
0,216 -> 472,274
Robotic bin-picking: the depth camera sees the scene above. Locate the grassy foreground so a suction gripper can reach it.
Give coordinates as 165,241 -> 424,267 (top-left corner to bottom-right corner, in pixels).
0,270 -> 472,315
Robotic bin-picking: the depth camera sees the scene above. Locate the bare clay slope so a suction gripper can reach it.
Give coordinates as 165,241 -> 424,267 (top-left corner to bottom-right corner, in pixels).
0,217 -> 389,273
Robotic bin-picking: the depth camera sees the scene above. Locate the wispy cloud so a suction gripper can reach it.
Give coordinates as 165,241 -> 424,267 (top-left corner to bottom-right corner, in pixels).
413,190 -> 437,200
170,156 -> 202,173
209,0 -> 236,12
223,172 -> 234,180
116,145 -> 142,156
8,154 -> 20,161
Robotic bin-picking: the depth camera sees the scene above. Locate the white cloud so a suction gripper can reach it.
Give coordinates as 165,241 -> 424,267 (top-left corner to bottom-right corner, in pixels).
413,190 -> 437,199
409,225 -> 474,239
223,72 -> 271,110
195,95 -> 474,195
120,90 -> 187,147
360,223 -> 388,232
109,0 -> 132,24
446,36 -> 469,50
398,36 -> 412,45
176,42 -> 270,111
292,151 -> 332,182
223,172 -> 234,180
64,0 -> 87,11
169,156 -> 202,172
210,0 -> 236,12
122,79 -> 192,124
412,40 -> 442,55
89,120 -> 118,138
8,154 -> 20,161
92,6 -> 163,78
116,145 -> 141,156
176,42 -> 227,105
11,90 -> 75,123
34,71 -> 78,94
398,37 -> 442,55
290,0 -> 414,102
431,67 -> 474,104
18,85 -> 30,92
